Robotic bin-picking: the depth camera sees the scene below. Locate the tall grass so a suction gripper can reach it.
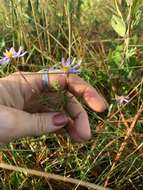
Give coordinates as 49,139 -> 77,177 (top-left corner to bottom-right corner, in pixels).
0,0 -> 143,189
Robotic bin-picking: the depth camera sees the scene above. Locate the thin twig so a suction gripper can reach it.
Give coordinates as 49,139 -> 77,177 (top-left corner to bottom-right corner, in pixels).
104,102 -> 143,187
121,112 -> 143,159
0,163 -> 111,190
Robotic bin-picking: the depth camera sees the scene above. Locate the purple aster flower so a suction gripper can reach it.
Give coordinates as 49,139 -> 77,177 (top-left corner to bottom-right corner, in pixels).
0,46 -> 27,65
61,57 -> 81,74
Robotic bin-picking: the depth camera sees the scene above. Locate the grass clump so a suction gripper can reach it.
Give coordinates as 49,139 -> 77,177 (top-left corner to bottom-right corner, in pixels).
0,0 -> 143,189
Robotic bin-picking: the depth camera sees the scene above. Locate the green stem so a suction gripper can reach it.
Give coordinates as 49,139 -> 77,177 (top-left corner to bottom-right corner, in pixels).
67,0 -> 72,58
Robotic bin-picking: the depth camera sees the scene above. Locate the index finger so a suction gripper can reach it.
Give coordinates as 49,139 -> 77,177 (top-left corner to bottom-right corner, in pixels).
67,74 -> 108,112
47,72 -> 108,112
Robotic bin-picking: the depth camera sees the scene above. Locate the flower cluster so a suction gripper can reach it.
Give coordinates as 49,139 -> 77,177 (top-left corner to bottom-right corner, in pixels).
0,46 -> 81,75
61,57 -> 81,74
0,47 -> 27,65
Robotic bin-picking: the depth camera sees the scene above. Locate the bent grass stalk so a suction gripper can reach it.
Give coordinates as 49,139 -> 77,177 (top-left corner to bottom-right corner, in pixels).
0,163 -> 111,190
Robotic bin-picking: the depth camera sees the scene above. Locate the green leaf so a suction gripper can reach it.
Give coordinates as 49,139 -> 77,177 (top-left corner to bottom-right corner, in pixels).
111,15 -> 126,37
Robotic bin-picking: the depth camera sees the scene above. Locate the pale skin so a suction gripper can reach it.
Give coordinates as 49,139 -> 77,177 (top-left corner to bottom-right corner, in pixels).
0,71 -> 108,145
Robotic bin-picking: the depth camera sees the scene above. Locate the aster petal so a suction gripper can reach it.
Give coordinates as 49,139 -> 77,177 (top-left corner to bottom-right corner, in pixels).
0,57 -> 10,64
15,46 -> 23,56
69,68 -> 80,73
10,47 -> 16,54
13,49 -> 22,57
17,51 -> 27,57
0,60 -> 5,64
13,46 -> 27,58
10,47 -> 14,52
61,57 -> 66,66
66,58 -> 71,66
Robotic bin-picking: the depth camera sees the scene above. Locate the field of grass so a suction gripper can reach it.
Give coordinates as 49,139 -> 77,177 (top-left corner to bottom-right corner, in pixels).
0,0 -> 143,189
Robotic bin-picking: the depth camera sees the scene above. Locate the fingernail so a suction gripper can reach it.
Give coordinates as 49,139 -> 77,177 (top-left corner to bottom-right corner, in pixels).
53,113 -> 68,126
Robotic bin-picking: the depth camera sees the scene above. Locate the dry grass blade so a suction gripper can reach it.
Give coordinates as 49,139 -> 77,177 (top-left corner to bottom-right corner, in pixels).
121,112 -> 143,160
0,163 -> 112,190
104,103 -> 143,187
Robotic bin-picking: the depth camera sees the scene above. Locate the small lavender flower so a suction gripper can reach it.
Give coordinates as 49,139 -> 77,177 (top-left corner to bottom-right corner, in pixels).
61,57 -> 81,74
0,46 -> 27,65
116,95 -> 129,105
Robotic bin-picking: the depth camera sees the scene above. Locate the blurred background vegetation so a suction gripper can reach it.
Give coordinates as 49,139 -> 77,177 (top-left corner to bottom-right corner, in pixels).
0,0 -> 143,189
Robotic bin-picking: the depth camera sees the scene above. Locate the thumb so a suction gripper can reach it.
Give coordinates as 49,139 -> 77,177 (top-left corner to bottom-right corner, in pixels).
0,105 -> 68,144
30,112 -> 69,136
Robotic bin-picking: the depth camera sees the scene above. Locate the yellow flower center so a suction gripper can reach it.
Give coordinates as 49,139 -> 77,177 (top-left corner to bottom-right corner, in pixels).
4,50 -> 13,58
63,66 -> 70,73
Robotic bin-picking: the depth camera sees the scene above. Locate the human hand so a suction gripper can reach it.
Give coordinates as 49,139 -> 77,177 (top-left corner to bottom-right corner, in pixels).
0,71 -> 108,144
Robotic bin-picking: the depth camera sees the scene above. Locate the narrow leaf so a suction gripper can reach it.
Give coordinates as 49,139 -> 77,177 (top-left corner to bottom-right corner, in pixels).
111,15 -> 126,37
